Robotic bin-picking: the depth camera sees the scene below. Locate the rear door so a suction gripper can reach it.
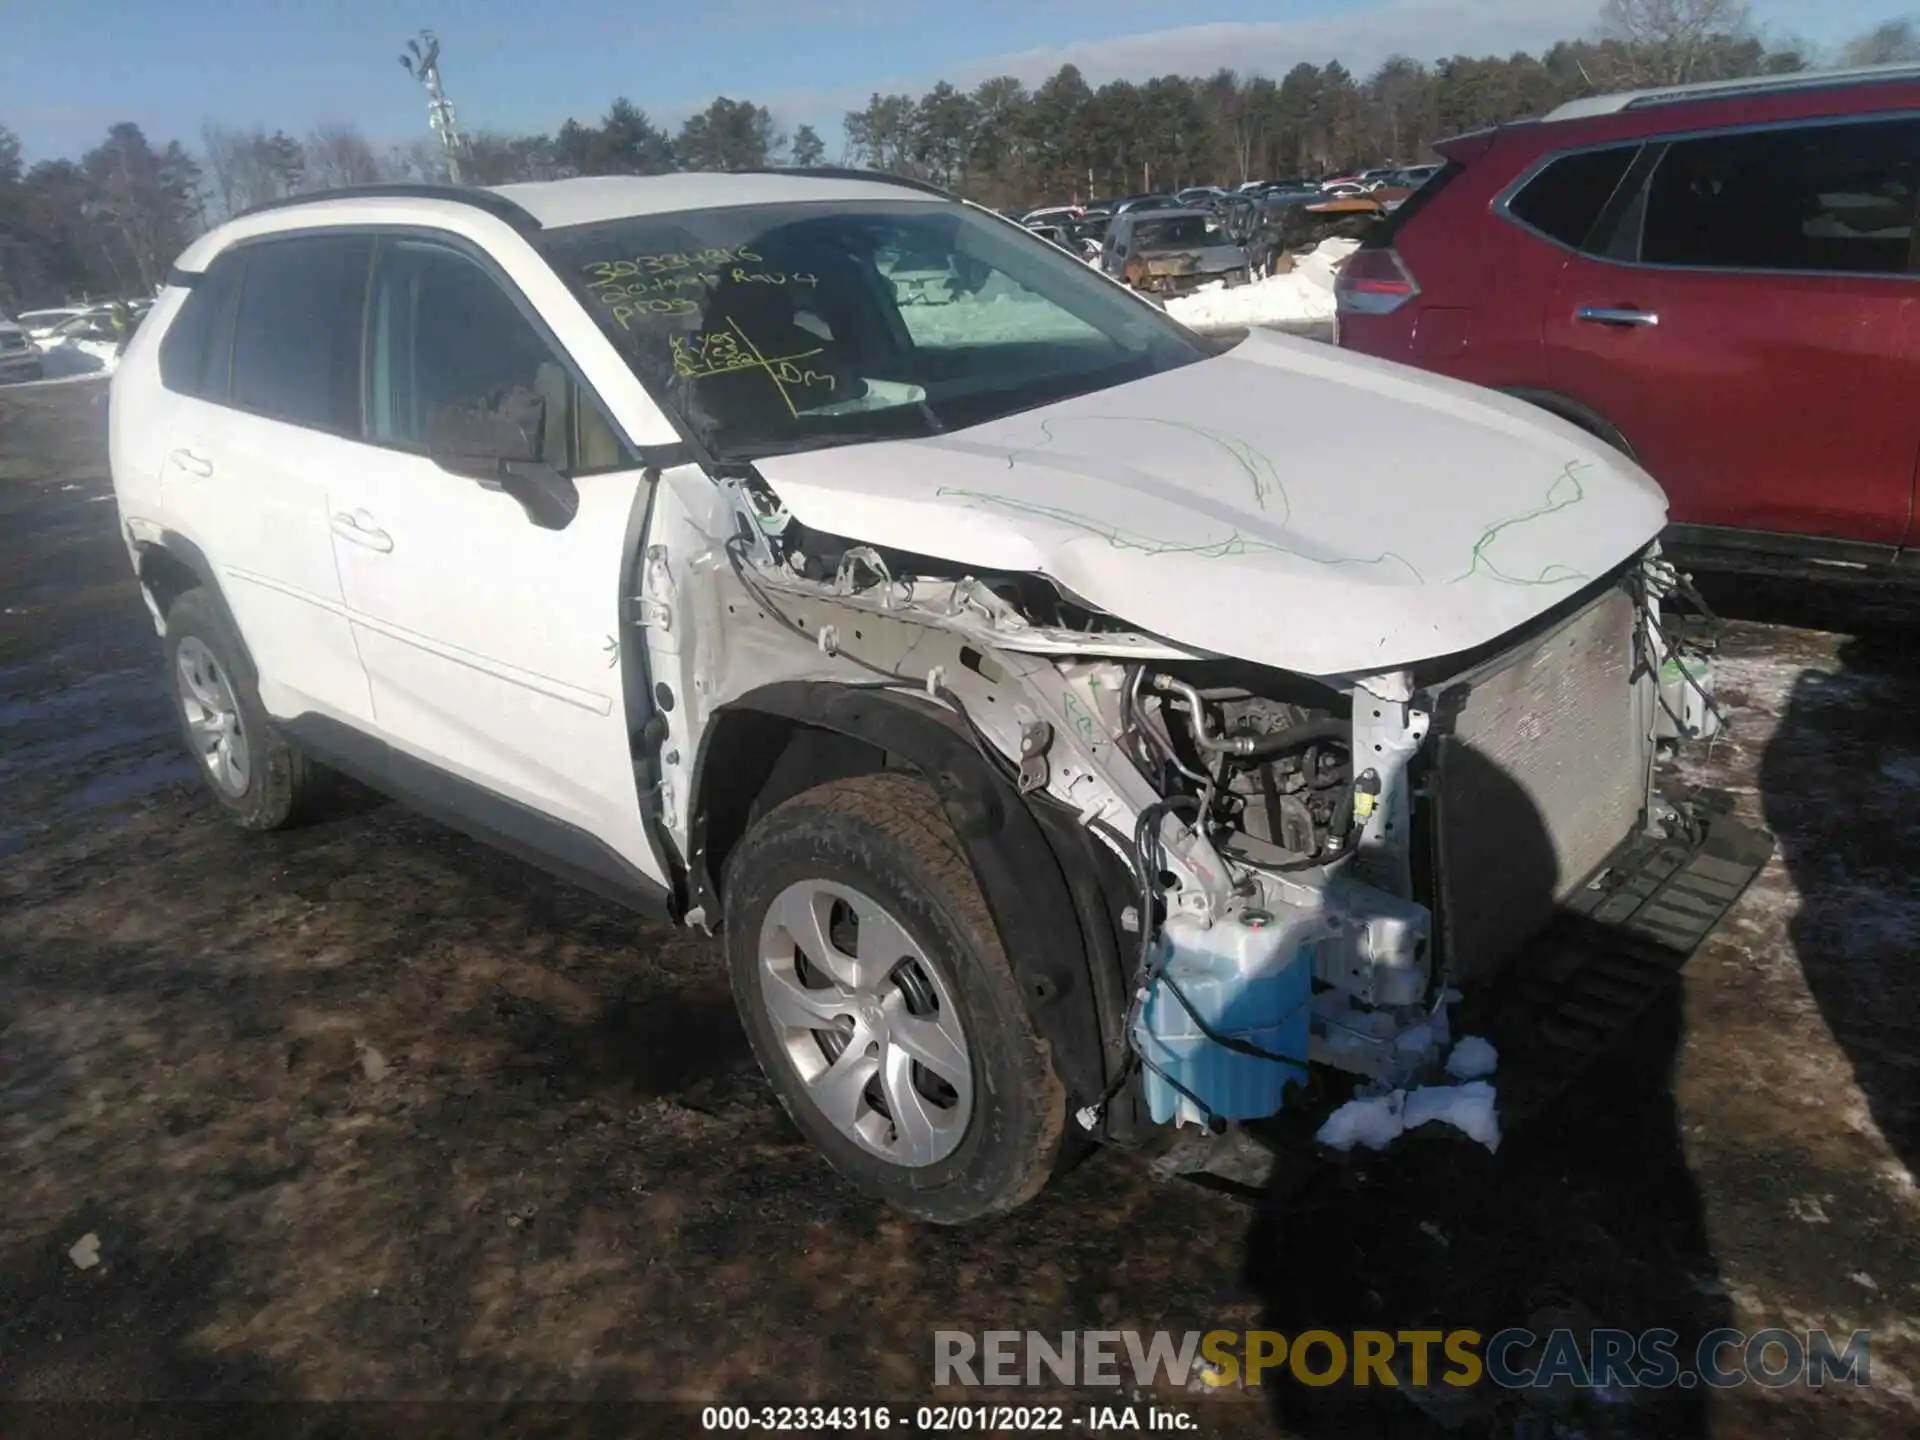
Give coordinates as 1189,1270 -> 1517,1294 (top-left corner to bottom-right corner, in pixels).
323,233 -> 665,890
1543,116 -> 1920,550
158,235 -> 376,726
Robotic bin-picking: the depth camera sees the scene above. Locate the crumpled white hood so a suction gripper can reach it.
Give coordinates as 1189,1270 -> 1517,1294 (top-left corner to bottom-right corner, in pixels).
754,329 -> 1668,677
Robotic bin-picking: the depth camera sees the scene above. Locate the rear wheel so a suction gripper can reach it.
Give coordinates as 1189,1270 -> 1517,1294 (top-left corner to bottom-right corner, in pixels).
163,588 -> 333,830
722,773 -> 1066,1223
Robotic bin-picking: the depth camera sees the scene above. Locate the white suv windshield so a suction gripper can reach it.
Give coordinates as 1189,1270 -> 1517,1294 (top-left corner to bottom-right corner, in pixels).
538,198 -> 1206,461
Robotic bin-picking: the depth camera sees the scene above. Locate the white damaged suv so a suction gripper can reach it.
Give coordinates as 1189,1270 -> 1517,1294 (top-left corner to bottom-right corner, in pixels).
109,173 -> 1766,1221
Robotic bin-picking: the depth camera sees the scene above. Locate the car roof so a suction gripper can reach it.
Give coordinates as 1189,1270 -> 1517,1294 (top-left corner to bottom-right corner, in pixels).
1541,61 -> 1920,122
1129,207 -> 1217,222
227,171 -> 948,234
177,171 -> 958,274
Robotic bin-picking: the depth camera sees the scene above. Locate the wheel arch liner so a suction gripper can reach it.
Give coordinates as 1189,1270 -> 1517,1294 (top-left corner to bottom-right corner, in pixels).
691,680 -> 1116,1108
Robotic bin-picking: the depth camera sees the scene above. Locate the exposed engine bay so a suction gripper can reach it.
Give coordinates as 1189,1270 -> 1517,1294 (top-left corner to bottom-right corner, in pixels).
644,467 -> 1727,1138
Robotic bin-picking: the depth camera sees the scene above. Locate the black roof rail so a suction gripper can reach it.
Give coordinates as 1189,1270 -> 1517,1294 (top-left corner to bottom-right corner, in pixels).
231,183 -> 542,232
726,166 -> 956,200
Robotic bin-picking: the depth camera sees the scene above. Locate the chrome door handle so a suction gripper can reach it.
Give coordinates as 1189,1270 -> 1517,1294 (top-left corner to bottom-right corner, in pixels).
1575,306 -> 1659,327
167,448 -> 213,477
331,511 -> 394,553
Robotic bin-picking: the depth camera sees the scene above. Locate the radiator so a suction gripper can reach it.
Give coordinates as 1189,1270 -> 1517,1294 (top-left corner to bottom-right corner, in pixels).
1428,582 -> 1651,984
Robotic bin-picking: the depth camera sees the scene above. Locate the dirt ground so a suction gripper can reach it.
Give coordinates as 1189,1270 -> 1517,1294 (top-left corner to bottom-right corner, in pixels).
1,377 -> 1916,1438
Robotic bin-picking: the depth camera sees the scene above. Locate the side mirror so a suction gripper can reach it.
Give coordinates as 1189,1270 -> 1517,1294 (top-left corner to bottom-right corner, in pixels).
426,397 -> 580,532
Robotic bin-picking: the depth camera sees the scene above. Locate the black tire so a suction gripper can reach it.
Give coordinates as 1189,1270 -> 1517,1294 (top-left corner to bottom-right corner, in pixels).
723,772 -> 1066,1224
163,588 -> 333,830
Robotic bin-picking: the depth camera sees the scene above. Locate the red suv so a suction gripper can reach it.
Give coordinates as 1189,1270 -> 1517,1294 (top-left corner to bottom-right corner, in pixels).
1336,66 -> 1920,586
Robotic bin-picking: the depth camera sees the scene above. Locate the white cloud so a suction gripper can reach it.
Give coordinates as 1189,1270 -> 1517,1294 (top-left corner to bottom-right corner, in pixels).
670,0 -> 1602,151
947,0 -> 1603,88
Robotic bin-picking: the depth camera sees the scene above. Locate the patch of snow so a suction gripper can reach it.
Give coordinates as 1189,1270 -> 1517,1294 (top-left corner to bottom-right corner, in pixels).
1444,1035 -> 1499,1081
1316,1090 -> 1405,1152
1405,1081 -> 1501,1151
1164,237 -> 1358,333
68,1232 -> 101,1270
1316,1079 -> 1502,1154
37,342 -> 117,379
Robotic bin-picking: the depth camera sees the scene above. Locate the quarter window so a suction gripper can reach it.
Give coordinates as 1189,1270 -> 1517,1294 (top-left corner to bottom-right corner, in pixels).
158,254 -> 243,401
1640,118 -> 1920,275
1507,146 -> 1640,250
363,239 -> 622,472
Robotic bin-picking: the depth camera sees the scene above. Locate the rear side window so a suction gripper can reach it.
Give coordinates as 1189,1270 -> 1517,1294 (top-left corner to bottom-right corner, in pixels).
1641,118 -> 1920,275
157,255 -> 242,401
1506,146 -> 1639,249
229,235 -> 372,432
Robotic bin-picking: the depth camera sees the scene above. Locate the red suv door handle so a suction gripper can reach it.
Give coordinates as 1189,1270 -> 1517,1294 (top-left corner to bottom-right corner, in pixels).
1576,306 -> 1659,328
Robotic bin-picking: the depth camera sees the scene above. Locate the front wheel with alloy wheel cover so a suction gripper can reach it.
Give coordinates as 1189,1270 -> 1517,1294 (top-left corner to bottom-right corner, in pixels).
722,772 -> 1066,1223
163,587 -> 333,830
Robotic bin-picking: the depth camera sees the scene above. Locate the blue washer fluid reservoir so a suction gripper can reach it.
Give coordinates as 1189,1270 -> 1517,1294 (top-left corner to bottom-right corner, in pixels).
1139,907 -> 1312,1125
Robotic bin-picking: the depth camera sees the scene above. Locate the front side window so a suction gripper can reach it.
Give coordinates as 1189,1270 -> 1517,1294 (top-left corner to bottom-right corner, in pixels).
1640,118 -> 1920,275
1506,145 -> 1640,250
229,235 -> 372,432
537,198 -> 1206,462
363,239 -> 624,472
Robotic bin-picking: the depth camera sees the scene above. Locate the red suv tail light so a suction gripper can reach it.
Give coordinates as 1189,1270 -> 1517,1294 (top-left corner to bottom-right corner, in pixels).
1335,248 -> 1420,315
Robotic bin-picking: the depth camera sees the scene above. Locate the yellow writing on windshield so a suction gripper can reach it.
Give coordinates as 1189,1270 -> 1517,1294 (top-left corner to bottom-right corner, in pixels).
670,318 -> 834,418
594,273 -> 716,300
729,268 -> 818,288
583,247 -> 762,286
610,297 -> 699,329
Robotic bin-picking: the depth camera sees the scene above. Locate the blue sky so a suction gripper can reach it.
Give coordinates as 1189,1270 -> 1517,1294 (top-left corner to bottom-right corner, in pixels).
4,0 -> 1902,163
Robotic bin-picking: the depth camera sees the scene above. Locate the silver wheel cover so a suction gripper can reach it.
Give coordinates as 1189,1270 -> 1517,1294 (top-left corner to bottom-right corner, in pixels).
757,879 -> 974,1167
175,636 -> 251,798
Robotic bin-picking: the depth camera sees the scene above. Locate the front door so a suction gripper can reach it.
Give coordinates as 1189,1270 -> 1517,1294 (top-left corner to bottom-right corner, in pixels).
1544,116 -> 1920,549
324,234 -> 665,889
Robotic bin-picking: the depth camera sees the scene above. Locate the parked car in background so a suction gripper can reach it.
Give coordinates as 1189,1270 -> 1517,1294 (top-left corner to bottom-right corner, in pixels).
1020,205 -> 1086,228
1336,64 -> 1920,586
17,306 -> 93,340
1107,193 -> 1179,215
1174,186 -> 1230,208
1100,207 -> 1249,292
42,309 -> 127,369
0,315 -> 45,383
1064,214 -> 1110,261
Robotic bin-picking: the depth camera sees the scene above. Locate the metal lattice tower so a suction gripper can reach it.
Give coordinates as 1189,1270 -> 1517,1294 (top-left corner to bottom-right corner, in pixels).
399,29 -> 466,184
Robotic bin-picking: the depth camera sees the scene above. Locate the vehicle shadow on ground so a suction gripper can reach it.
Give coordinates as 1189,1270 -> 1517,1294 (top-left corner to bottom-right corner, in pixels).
1701,575 -> 1919,1183
1241,748 -> 1728,1438
1757,627 -> 1920,1188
